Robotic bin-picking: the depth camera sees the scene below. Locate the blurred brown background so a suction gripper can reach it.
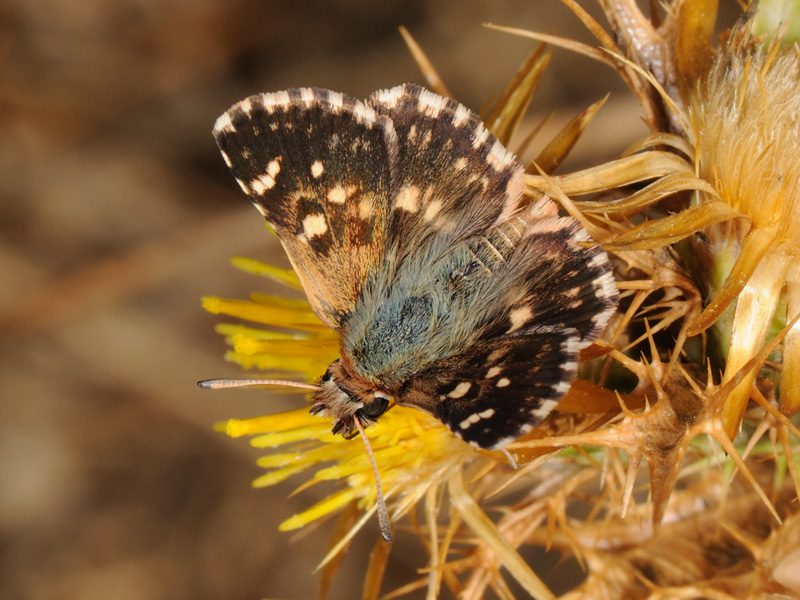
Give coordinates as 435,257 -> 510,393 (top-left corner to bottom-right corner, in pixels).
0,1 -> 646,598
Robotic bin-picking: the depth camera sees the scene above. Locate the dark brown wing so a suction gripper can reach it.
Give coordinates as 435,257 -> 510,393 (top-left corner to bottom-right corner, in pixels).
367,84 -> 524,261
213,89 -> 399,330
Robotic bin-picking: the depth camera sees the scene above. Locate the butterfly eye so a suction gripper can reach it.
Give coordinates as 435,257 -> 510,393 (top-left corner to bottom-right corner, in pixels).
360,395 -> 390,419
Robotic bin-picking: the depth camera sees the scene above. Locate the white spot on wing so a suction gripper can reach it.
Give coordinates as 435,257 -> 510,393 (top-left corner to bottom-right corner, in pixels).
452,104 -> 471,127
454,157 -> 468,170
423,199 -> 442,221
327,186 -> 347,204
570,227 -> 591,244
448,382 -> 472,399
220,150 -> 232,168
472,125 -> 490,149
589,253 -> 608,269
302,213 -> 327,238
485,366 -> 502,379
214,112 -> 234,133
310,160 -> 324,178
530,399 -> 557,421
267,159 -> 281,177
418,89 -> 447,117
395,185 -> 420,212
358,198 -> 373,218
593,271 -> 618,312
300,88 -> 315,104
371,85 -> 404,109
489,436 -> 515,450
250,173 -> 276,194
459,413 -> 481,429
507,305 -> 533,333
264,90 -> 290,108
487,348 -> 508,363
496,377 -> 510,388
457,409 -> 496,431
553,380 -> 572,395
486,139 -> 514,171
352,102 -> 377,126
328,91 -> 344,109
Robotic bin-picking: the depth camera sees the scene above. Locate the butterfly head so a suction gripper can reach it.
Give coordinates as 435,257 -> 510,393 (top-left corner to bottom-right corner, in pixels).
310,359 -> 392,438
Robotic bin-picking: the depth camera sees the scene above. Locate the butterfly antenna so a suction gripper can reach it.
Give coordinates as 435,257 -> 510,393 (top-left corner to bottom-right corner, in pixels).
197,378 -> 321,391
353,417 -> 392,542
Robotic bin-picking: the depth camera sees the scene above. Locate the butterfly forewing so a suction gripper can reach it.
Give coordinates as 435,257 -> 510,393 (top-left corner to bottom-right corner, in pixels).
386,201 -> 618,448
367,85 -> 523,258
213,89 -> 398,329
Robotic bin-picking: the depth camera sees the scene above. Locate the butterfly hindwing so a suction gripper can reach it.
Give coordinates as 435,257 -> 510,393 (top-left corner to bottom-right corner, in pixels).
380,199 -> 618,448
213,89 -> 399,329
395,331 -> 581,448
495,205 -> 619,345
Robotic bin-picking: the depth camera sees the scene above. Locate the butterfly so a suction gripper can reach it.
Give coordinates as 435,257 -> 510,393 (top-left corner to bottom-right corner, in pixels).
209,84 -> 617,452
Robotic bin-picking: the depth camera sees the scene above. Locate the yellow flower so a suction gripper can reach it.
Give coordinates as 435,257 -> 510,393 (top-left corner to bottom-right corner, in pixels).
203,256 -> 472,534
204,255 -> 569,598
221,403 -> 469,534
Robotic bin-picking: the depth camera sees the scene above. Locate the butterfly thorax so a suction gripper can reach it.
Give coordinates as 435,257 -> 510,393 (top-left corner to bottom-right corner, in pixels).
310,359 -> 392,438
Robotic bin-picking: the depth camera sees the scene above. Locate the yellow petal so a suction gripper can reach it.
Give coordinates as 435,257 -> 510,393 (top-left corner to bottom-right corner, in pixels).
222,409 -> 320,436
253,464 -> 311,487
279,488 -> 360,531
201,296 -> 327,331
250,425 -> 335,448
230,256 -> 302,289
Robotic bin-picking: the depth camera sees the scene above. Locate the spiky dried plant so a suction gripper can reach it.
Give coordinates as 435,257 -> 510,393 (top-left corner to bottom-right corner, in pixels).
204,1 -> 800,598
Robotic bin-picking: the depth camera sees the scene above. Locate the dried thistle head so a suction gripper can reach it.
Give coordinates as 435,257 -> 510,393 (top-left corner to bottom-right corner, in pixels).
685,29 -> 800,433
202,2 -> 800,599
520,1 -> 800,432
